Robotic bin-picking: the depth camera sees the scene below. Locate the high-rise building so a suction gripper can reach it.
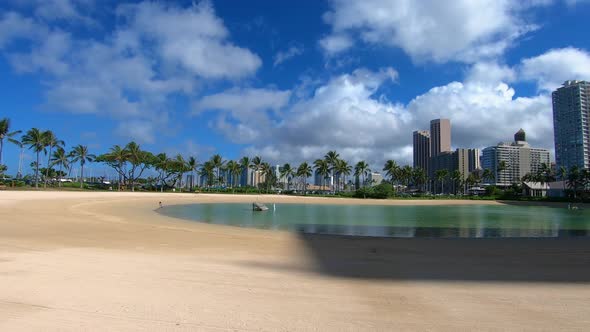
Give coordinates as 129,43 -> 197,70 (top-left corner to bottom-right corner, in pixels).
431,148 -> 481,186
314,170 -> 332,187
240,167 -> 254,186
430,119 -> 451,157
482,129 -> 551,186
368,172 -> 384,186
514,128 -> 526,142
456,148 -> 481,181
552,80 -> 590,171
413,130 -> 430,173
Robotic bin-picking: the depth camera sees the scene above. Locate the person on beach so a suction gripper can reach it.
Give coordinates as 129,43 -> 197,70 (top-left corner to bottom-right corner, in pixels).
159,201 -> 163,209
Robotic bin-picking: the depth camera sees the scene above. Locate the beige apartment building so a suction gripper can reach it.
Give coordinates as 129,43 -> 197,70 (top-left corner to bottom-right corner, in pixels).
482,130 -> 550,186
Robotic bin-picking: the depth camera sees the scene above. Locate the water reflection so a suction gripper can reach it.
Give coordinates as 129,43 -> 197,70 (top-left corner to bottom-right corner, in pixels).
296,224 -> 588,238
158,203 -> 590,239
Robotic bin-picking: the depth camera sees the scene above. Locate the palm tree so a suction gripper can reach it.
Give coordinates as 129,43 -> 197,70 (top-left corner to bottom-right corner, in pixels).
70,145 -> 95,189
227,161 -> 242,192
102,145 -> 130,191
174,154 -> 187,191
482,168 -> 494,184
51,147 -> 69,187
450,170 -> 462,194
567,166 -> 583,199
210,154 -> 225,187
42,130 -> 64,188
250,156 -> 263,190
125,142 -> 152,192
187,156 -> 198,190
354,161 -> 370,189
313,159 -> 330,191
334,159 -> 352,192
153,153 -> 171,192
260,162 -> 275,193
435,169 -> 449,194
412,167 -> 427,192
280,163 -> 295,191
583,169 -> 590,194
0,118 -> 22,166
239,156 -> 251,187
466,173 -> 476,190
383,160 -> 399,191
496,160 -> 508,184
534,163 -> 554,186
7,137 -> 26,178
400,165 -> 413,191
556,165 -> 567,195
199,161 -> 215,188
296,162 -> 312,195
22,128 -> 46,188
324,151 -> 340,192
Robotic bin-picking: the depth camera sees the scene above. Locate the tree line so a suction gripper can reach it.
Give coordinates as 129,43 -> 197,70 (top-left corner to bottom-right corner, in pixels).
1,117 -> 589,198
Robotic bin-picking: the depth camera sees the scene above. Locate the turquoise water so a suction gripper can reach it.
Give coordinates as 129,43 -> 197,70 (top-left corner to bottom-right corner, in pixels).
157,203 -> 590,238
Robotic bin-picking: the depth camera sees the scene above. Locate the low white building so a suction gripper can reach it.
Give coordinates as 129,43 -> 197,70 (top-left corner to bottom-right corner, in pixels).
522,182 -> 549,197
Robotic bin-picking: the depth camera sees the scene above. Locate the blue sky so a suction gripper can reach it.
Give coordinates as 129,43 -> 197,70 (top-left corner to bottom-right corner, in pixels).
1,0 -> 590,176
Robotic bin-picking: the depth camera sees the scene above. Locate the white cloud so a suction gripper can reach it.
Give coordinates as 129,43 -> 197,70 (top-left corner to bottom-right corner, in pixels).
320,0 -> 539,62
466,61 -> 516,84
318,34 -> 353,56
221,68 -> 554,169
118,1 -> 262,79
0,12 -> 47,47
193,88 -> 292,143
194,88 -> 290,115
115,120 -> 157,144
34,0 -> 92,22
519,47 -> 590,91
9,30 -> 71,75
0,1 -> 261,144
163,139 -> 216,160
243,68 -> 410,166
6,0 -> 96,24
408,82 -> 552,152
273,46 -> 304,66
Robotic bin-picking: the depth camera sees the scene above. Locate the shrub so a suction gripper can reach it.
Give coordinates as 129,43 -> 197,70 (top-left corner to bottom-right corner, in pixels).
353,183 -> 394,199
485,186 -> 502,196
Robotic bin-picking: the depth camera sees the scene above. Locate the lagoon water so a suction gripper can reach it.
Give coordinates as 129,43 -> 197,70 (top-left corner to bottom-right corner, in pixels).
158,203 -> 590,238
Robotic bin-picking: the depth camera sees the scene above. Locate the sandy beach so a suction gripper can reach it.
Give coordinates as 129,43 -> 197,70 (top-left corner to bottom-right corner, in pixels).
1,191 -> 589,331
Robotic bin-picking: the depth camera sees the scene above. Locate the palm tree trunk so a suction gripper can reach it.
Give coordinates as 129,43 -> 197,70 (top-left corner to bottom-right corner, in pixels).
44,146 -> 52,188
58,164 -> 63,187
17,147 -> 23,177
35,151 -> 40,188
80,164 -> 84,189
0,139 -> 4,165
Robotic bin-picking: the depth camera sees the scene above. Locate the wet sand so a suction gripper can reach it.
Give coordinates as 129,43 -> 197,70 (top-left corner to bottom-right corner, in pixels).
1,191 -> 589,331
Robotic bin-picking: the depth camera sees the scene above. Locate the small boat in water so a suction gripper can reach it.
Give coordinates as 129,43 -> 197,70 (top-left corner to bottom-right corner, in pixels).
253,202 -> 269,211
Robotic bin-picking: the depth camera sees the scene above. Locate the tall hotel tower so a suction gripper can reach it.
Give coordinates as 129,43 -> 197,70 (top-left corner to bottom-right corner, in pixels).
430,118 -> 451,157
413,130 -> 430,173
552,80 -> 590,171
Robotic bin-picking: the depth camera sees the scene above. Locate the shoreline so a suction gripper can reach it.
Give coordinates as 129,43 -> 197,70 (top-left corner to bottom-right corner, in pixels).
2,189 -> 581,207
1,191 -> 589,331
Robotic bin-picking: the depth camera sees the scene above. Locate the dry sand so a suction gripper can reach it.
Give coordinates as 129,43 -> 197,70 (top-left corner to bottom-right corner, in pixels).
0,191 -> 589,331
